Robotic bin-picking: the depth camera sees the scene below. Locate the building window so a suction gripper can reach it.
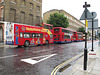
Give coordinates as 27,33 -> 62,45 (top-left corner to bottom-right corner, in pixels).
21,0 -> 26,6
29,14 -> 33,25
1,0 -> 4,3
10,8 -> 16,22
1,8 -> 3,20
20,11 -> 25,24
11,0 -> 17,3
0,26 -> 3,42
30,2 -> 33,9
37,6 -> 40,16
37,6 -> 40,12
37,0 -> 41,2
36,16 -> 40,24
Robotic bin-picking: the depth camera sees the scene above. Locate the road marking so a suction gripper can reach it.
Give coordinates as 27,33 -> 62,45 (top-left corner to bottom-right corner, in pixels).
31,54 -> 53,59
51,52 -> 83,75
33,50 -> 47,53
0,55 -> 17,59
21,54 -> 56,65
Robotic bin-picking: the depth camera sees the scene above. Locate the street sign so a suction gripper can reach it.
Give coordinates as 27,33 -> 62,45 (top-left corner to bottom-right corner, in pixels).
80,9 -> 93,20
92,12 -> 97,19
88,19 -> 98,30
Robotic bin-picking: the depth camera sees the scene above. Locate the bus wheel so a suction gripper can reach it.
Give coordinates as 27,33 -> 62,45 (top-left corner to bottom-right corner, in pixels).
46,40 -> 49,45
18,45 -> 21,47
64,41 -> 67,44
24,41 -> 29,47
71,40 -> 72,43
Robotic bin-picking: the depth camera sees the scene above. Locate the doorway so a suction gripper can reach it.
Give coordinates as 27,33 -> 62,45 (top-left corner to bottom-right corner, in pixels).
0,26 -> 3,43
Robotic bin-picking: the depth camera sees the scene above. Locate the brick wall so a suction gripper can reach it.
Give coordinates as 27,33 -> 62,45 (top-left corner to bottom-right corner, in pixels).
1,0 -> 42,25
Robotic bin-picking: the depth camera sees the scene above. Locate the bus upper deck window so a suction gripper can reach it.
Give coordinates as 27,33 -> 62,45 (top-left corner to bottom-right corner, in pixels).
49,26 -> 53,30
54,28 -> 59,31
44,25 -> 49,29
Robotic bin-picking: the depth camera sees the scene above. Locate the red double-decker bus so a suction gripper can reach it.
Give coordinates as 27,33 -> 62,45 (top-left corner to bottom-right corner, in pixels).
6,23 -> 53,47
53,27 -> 73,43
73,31 -> 83,41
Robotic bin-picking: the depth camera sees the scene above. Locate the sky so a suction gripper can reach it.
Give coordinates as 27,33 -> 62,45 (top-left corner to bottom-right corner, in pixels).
42,0 -> 100,27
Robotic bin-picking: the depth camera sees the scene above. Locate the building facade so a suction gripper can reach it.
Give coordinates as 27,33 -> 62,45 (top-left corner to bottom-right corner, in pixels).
43,9 -> 85,31
0,0 -> 42,25
0,0 -> 42,42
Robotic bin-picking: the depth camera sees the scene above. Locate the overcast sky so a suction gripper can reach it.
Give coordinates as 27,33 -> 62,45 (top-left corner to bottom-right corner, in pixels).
42,0 -> 100,27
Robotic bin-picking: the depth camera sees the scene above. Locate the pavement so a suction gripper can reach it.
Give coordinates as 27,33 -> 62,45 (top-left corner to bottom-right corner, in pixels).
60,44 -> 100,75
0,43 -> 17,48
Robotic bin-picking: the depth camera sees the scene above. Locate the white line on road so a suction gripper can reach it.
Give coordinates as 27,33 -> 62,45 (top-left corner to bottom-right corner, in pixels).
33,50 -> 47,53
0,55 -> 17,59
21,54 -> 56,65
31,54 -> 52,59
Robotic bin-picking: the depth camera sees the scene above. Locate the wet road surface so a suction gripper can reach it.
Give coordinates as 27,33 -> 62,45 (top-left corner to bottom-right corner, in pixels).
0,41 -> 98,75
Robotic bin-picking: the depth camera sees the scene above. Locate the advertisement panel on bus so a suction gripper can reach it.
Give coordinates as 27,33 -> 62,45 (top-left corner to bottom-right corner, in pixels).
6,23 -> 14,45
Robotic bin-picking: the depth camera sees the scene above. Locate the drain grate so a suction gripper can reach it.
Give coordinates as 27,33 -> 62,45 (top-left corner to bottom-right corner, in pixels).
59,64 -> 71,72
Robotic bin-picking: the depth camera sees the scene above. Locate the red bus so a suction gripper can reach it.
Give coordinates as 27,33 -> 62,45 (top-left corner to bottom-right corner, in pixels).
6,23 -> 53,47
73,31 -> 83,41
53,27 -> 73,43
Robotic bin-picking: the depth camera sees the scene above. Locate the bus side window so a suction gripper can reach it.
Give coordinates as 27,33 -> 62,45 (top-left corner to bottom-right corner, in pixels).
24,33 -> 31,38
38,34 -> 40,38
20,32 -> 23,38
32,33 -> 35,38
62,35 -> 63,39
40,34 -> 43,38
50,34 -> 53,38
36,33 -> 38,38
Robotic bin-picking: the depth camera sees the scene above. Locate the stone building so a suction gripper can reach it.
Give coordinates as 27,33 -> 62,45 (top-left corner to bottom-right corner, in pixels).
0,0 -> 42,25
43,9 -> 85,31
0,0 -> 42,42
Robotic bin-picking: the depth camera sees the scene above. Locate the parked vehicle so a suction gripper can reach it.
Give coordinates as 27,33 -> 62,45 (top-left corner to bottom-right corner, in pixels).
6,23 -> 53,47
73,31 -> 83,42
53,27 -> 73,43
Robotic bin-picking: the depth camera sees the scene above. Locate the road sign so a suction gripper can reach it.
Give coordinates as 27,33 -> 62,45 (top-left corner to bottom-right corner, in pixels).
88,19 -> 98,30
80,9 -> 93,20
92,12 -> 97,19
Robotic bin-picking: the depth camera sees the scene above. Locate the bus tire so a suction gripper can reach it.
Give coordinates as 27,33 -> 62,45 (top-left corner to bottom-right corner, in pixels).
71,40 -> 72,43
24,41 -> 30,47
46,40 -> 49,45
18,45 -> 21,47
64,40 -> 67,44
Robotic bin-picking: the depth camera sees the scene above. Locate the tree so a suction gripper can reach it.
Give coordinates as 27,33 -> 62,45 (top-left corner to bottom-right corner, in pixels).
47,13 -> 69,28
77,27 -> 85,34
